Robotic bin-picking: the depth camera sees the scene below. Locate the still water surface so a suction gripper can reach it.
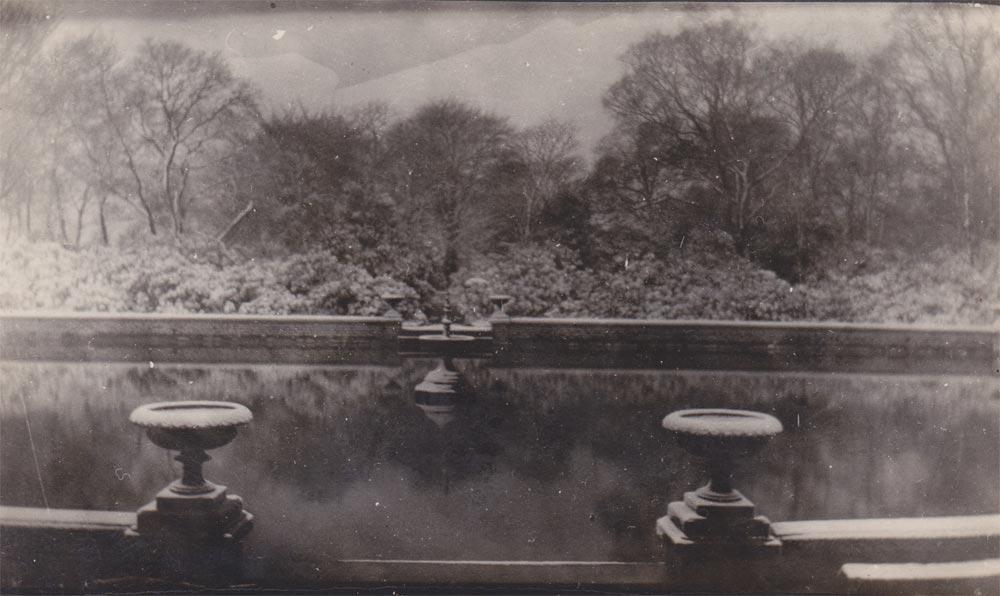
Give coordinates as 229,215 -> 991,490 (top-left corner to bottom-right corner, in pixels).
1,361 -> 997,570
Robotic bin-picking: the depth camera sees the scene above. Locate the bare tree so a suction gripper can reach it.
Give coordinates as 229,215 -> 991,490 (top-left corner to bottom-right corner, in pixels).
604,20 -> 793,254
39,34 -> 128,245
121,39 -> 259,236
387,100 -> 516,281
832,50 -> 906,246
892,7 -> 1000,261
0,0 -> 57,239
349,102 -> 394,204
771,44 -> 857,275
510,118 -> 582,241
587,123 -> 697,256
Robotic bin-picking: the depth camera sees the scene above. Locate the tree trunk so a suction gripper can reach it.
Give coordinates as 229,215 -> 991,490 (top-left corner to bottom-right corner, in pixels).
843,187 -> 856,243
164,163 -> 180,236
796,208 -> 805,279
146,208 -> 158,235
441,204 -> 461,283
443,226 -> 460,281
732,167 -> 751,257
522,191 -> 533,241
50,165 -> 68,244
56,196 -> 68,244
73,187 -> 90,248
217,201 -> 254,245
962,163 -> 973,266
864,203 -> 872,246
99,197 -> 109,245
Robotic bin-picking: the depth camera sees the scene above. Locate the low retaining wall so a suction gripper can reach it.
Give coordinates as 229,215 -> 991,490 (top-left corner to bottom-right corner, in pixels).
0,312 -> 402,365
0,312 -> 995,374
491,318 -> 998,374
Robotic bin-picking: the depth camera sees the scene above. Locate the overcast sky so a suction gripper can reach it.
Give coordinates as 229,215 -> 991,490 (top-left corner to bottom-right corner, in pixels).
51,2 -> 911,86
44,2 -> 994,155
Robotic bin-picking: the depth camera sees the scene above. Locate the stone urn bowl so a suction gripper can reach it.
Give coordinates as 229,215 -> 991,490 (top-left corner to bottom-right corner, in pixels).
382,293 -> 405,319
488,294 -> 512,319
663,409 -> 782,503
131,401 -> 252,495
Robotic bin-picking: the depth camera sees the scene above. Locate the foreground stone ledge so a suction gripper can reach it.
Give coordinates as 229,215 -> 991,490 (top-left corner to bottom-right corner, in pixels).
773,515 -> 1000,542
840,558 -> 1000,595
3,506 -> 998,592
0,506 -> 136,531
0,506 -> 138,592
320,559 -> 670,589
768,516 -> 1000,594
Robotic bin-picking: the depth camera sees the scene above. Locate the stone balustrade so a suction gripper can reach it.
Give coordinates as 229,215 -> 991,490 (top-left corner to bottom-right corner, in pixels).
1,399 -> 998,592
0,308 -> 997,591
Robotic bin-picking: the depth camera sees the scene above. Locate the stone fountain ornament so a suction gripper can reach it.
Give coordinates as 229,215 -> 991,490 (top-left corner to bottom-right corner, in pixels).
658,408 -> 783,548
414,308 -> 475,427
129,400 -> 254,544
488,294 -> 512,320
381,292 -> 405,320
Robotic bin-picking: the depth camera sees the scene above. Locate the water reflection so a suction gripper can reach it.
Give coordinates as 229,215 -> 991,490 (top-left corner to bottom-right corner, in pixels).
1,361 -> 997,571
414,392 -> 458,429
412,357 -> 470,429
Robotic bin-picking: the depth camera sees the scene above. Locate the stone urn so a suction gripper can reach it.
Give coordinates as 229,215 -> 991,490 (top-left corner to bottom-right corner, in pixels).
659,408 -> 783,545
131,401 -> 252,495
382,293 -> 405,320
488,294 -> 512,320
129,401 -> 254,545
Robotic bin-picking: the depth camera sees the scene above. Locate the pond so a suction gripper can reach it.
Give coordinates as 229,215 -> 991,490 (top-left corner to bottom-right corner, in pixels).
1,360 -> 997,581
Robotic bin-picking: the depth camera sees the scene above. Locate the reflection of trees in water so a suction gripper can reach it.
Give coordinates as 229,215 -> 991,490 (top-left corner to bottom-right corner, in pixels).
459,367 -> 998,558
0,378 -> 154,509
1,362 -> 997,562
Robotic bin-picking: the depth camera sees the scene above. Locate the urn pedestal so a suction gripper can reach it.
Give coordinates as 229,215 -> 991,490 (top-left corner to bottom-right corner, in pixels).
129,401 -> 254,583
657,408 -> 782,547
656,409 -> 784,591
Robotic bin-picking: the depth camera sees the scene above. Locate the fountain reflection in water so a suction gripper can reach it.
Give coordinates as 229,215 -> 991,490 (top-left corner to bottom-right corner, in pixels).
410,308 -> 481,492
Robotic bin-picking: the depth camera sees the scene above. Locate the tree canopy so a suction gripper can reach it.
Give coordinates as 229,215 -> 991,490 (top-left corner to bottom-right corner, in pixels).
2,6 -> 996,300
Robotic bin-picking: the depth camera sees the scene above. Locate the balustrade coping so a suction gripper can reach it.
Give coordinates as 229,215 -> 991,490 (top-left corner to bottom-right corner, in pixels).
840,558 -> 1000,581
2,505 -> 997,562
2,311 -> 995,373
0,310 -> 996,334
772,515 -> 1000,541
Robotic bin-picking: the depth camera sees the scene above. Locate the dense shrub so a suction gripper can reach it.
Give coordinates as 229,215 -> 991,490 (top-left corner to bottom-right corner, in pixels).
449,245 -> 595,320
450,246 -> 809,322
801,246 -> 997,325
585,253 -> 809,321
0,241 -> 416,316
1,240 -> 994,325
